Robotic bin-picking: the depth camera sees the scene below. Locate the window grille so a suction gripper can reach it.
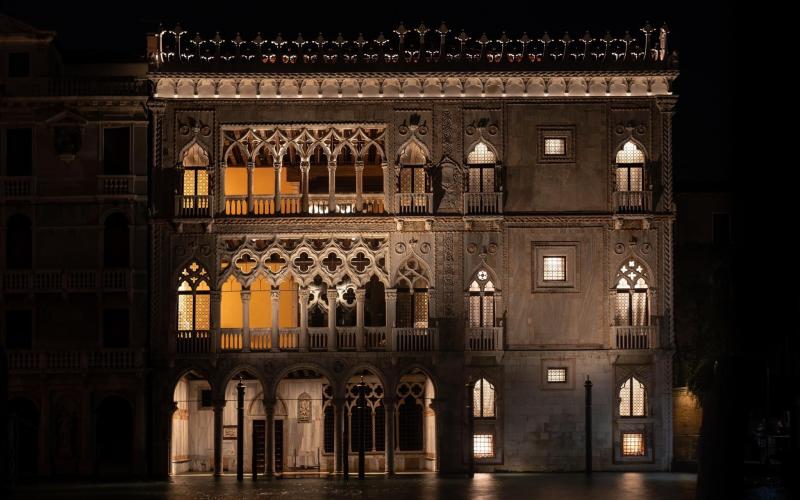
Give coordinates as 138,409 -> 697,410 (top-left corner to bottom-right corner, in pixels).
622,432 -> 646,456
547,368 -> 567,383
473,434 -> 495,458
544,138 -> 566,156
177,262 -> 210,331
543,256 -> 566,281
473,378 -> 496,418
615,260 -> 649,326
619,376 -> 647,417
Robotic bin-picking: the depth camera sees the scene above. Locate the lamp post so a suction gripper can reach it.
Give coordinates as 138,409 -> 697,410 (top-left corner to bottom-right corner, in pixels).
237,376 -> 245,482
466,378 -> 474,478
357,376 -> 366,480
584,375 -> 593,474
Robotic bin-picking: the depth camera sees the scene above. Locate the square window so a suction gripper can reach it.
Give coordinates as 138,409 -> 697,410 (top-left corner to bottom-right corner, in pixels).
473,434 -> 494,458
542,256 -> 566,281
547,368 -> 567,383
544,138 -> 566,156
622,432 -> 646,456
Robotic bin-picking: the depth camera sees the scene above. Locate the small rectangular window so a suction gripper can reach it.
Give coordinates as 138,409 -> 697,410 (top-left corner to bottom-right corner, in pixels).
544,138 -> 566,156
200,389 -> 213,408
542,256 -> 567,281
103,127 -> 131,175
8,53 -> 30,78
5,310 -> 33,349
102,308 -> 130,348
622,432 -> 646,456
473,434 -> 494,458
547,368 -> 567,383
5,128 -> 33,176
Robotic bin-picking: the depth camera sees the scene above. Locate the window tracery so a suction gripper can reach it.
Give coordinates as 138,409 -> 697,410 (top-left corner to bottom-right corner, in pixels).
615,140 -> 646,193
614,259 -> 650,326
619,376 -> 647,417
468,268 -> 495,328
472,378 -> 496,418
466,141 -> 497,194
177,262 -> 210,331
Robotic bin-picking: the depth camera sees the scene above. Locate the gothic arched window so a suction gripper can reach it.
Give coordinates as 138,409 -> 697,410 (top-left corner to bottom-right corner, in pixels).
615,141 -> 645,193
395,258 -> 430,328
466,141 -> 496,194
181,142 -> 209,210
615,260 -> 650,326
468,270 -> 495,328
619,376 -> 647,417
177,262 -> 210,331
472,378 -> 496,419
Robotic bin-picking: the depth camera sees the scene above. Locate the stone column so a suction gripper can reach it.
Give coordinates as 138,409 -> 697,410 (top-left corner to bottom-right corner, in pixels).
327,289 -> 338,351
333,397 -> 345,473
270,288 -> 281,352
217,160 -> 226,215
493,291 -> 503,350
300,161 -> 310,213
265,399 -> 275,476
213,400 -> 225,476
656,96 -> 677,212
355,160 -> 364,212
246,160 -> 255,214
241,288 -> 251,352
327,161 -> 337,213
356,288 -> 366,351
210,290 -> 221,353
273,162 -> 282,214
385,288 -> 397,351
384,397 -> 396,475
298,287 -> 309,351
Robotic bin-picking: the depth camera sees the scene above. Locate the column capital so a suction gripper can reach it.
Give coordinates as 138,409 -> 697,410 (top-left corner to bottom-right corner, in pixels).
332,396 -> 346,406
327,161 -> 337,172
212,400 -> 226,411
240,289 -> 251,301
270,289 -> 281,301
263,397 -> 277,413
246,160 -> 255,169
355,288 -> 366,301
298,286 -> 311,299
384,288 -> 397,300
327,288 -> 339,301
210,289 -> 222,300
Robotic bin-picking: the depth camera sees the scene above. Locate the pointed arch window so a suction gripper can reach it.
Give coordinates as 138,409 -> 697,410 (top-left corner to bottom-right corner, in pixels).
398,140 -> 428,195
181,143 -> 209,211
466,141 -> 497,193
615,141 -> 645,193
615,260 -> 650,326
468,270 -> 495,328
395,258 -> 430,328
177,262 -> 210,331
619,376 -> 647,417
472,378 -> 496,418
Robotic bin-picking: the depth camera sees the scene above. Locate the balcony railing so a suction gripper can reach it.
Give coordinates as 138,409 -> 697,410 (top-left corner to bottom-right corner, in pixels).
614,325 -> 657,349
613,191 -> 652,213
175,194 -> 211,217
280,328 -> 301,350
365,326 -> 387,350
1,176 -> 35,198
466,327 -> 503,351
396,193 -> 432,214
97,175 -> 136,196
308,327 -> 329,350
2,270 -> 132,292
337,327 -> 357,350
394,327 -> 438,351
464,192 -> 503,215
177,330 -> 211,354
8,349 -> 144,371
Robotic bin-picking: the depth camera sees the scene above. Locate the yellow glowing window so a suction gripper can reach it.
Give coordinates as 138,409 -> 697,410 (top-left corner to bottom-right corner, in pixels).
177,261 -> 210,331
473,434 -> 494,458
473,378 -> 495,418
547,368 -> 567,383
543,256 -> 566,281
622,432 -> 646,456
544,138 -> 566,156
467,142 -> 496,164
619,376 -> 647,417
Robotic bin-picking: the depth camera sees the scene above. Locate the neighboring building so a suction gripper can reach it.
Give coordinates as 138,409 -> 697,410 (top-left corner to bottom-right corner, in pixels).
1,14 -> 150,478
3,16 -> 680,479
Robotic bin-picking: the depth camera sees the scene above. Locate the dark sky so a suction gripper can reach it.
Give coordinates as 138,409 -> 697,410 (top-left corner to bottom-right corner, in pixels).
0,0 -> 730,184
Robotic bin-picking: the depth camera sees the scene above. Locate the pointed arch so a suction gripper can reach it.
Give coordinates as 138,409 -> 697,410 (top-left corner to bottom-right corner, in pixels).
614,139 -> 647,199
396,136 -> 430,166
467,266 -> 497,329
394,256 -> 431,328
177,261 -> 211,332
472,377 -> 496,419
179,140 -> 210,167
618,375 -> 648,417
614,258 -> 652,327
465,139 -> 498,165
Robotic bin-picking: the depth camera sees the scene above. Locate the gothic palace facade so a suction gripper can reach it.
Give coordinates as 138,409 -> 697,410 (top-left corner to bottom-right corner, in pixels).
2,17 -> 679,478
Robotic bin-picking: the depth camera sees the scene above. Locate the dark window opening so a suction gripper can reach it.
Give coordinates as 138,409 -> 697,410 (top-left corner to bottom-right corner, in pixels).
6,128 -> 33,176
200,389 -> 213,408
8,53 -> 30,78
5,309 -> 33,349
349,406 -> 374,452
102,308 -> 129,348
103,128 -> 130,175
374,404 -> 385,451
5,214 -> 32,269
397,394 -> 423,451
103,213 -> 129,267
323,405 -> 334,453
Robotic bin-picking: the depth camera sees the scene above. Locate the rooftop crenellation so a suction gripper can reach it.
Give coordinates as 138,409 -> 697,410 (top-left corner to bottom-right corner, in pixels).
148,21 -> 676,73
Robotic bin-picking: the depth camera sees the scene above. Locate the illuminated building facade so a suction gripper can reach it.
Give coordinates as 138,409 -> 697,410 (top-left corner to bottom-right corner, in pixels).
2,15 -> 679,478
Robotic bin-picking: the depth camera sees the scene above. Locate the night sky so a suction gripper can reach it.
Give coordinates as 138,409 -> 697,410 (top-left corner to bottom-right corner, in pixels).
0,0 -> 730,185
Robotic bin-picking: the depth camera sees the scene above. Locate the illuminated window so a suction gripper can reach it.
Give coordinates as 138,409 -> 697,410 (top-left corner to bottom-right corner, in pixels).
467,141 -> 496,193
547,368 -> 567,383
473,434 -> 494,458
468,269 -> 495,328
395,258 -> 430,328
542,256 -> 566,281
621,432 -> 646,456
181,143 -> 210,209
544,138 -> 566,156
615,260 -> 649,326
615,141 -> 645,192
473,378 -> 496,418
398,140 -> 428,194
177,262 -> 210,331
619,376 -> 647,417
